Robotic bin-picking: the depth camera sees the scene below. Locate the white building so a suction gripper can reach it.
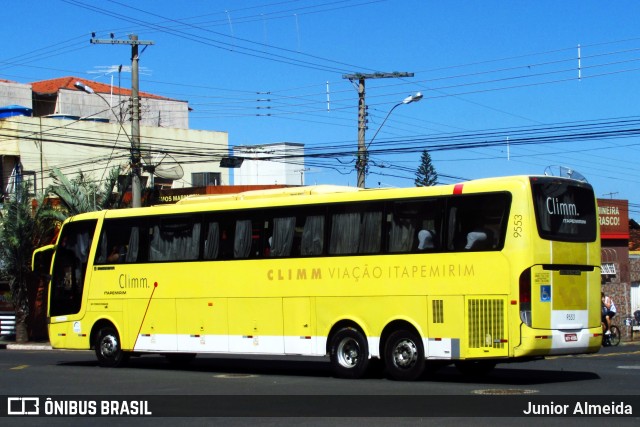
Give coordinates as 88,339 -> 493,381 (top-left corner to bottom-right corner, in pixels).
31,76 -> 189,129
233,143 -> 305,186
0,116 -> 229,195
0,77 -> 229,198
0,79 -> 32,109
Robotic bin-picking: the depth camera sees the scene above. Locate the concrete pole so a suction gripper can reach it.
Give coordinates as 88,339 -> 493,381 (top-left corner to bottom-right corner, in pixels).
130,35 -> 142,208
357,78 -> 366,188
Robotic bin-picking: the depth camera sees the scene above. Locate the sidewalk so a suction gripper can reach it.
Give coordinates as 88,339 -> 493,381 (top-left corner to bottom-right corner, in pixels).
0,336 -> 52,350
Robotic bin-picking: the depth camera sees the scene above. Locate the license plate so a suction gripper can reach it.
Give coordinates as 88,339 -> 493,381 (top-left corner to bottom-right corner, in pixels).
564,333 -> 577,342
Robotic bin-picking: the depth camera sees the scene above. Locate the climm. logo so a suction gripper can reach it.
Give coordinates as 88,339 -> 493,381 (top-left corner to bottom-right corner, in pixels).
546,197 -> 579,216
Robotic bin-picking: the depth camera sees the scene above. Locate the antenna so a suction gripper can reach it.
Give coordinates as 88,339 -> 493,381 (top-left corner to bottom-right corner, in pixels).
543,165 -> 588,182
143,153 -> 184,188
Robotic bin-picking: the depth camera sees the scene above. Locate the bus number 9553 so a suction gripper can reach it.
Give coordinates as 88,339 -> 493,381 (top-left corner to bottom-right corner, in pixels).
513,214 -> 523,238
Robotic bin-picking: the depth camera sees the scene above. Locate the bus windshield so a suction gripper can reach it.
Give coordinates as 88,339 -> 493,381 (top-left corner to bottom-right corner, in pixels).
530,177 -> 597,243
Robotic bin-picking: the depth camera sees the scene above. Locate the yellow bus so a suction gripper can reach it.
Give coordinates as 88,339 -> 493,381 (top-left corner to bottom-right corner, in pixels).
35,175 -> 601,380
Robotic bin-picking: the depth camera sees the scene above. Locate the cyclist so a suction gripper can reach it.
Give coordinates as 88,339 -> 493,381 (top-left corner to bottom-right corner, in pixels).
601,292 -> 617,335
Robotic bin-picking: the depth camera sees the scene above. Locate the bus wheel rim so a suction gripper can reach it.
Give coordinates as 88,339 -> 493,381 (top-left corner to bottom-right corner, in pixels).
337,337 -> 360,368
101,335 -> 118,358
392,339 -> 418,369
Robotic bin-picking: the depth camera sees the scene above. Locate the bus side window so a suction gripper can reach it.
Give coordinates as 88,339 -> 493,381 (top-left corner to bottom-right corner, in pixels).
231,219 -> 265,259
148,217 -> 201,262
203,221 -> 220,260
388,216 -> 415,253
96,231 -> 109,264
234,220 -> 252,259
125,226 -> 141,262
328,206 -> 382,255
446,193 -> 510,252
270,217 -> 296,257
329,212 -> 359,255
95,219 -> 149,264
218,223 -> 234,260
95,225 -> 125,265
359,211 -> 382,254
388,199 -> 440,253
301,215 -> 324,256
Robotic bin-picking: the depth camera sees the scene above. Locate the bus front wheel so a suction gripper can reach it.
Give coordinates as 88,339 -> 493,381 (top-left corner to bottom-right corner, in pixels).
329,327 -> 369,379
383,330 -> 425,381
95,326 -> 129,368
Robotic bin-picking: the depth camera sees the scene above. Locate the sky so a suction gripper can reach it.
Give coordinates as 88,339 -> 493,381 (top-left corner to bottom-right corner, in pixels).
2,1 -> 640,218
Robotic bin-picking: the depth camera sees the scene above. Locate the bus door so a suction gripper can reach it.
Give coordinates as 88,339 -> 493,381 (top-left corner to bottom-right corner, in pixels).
49,220 -> 98,318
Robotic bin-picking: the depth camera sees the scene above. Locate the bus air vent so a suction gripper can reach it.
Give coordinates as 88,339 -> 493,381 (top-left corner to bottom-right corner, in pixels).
468,299 -> 505,349
432,300 -> 444,324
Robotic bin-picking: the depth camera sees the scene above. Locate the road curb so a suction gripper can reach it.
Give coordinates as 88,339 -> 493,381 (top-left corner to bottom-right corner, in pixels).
1,342 -> 52,350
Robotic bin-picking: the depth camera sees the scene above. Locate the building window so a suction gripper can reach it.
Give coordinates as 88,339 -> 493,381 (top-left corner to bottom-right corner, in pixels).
192,172 -> 221,187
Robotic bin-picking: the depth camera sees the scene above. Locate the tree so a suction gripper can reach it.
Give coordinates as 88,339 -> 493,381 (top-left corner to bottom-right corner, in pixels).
414,150 -> 438,187
0,182 -> 58,342
47,167 -> 119,215
0,167 -> 119,342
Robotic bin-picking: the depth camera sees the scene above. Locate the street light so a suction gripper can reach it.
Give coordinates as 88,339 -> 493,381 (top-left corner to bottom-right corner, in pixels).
357,92 -> 423,188
74,81 -> 94,94
74,81 -> 112,116
74,80 -> 141,208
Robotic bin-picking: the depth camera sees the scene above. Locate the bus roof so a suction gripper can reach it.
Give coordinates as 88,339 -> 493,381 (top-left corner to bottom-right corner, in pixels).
176,185 -> 361,205
60,175 -> 591,221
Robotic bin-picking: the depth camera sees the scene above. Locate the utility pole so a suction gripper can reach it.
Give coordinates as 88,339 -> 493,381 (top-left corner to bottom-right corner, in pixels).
342,72 -> 414,188
91,33 -> 154,208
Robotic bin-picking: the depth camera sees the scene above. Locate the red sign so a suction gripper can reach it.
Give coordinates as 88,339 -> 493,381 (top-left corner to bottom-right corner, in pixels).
597,199 -> 629,239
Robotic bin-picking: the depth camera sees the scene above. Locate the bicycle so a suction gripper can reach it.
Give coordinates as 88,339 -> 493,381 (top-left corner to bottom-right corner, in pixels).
602,324 -> 620,347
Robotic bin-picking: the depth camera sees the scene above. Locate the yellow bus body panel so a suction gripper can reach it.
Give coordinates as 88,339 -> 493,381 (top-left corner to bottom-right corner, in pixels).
45,176 -> 601,364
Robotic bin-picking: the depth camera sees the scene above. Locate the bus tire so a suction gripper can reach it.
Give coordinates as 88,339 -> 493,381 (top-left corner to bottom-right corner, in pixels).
454,360 -> 496,377
383,329 -> 425,381
329,327 -> 369,379
95,326 -> 129,368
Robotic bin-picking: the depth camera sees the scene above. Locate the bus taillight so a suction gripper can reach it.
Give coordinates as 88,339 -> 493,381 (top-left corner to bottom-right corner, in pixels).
519,268 -> 532,327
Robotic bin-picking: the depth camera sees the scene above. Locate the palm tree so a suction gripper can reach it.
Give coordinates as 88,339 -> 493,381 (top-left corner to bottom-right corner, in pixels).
47,167 -> 120,215
0,167 -> 119,342
0,182 -> 59,342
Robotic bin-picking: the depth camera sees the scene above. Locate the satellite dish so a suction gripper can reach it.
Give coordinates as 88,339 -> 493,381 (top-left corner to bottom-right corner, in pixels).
143,153 -> 184,187
543,166 -> 587,182
154,162 -> 184,180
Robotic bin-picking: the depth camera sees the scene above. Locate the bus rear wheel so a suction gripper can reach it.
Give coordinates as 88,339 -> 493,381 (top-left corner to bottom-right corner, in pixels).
95,326 -> 129,368
383,330 -> 425,381
329,327 -> 369,379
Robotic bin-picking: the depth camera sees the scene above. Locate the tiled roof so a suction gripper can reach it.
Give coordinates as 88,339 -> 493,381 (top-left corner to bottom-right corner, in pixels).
30,76 -> 176,101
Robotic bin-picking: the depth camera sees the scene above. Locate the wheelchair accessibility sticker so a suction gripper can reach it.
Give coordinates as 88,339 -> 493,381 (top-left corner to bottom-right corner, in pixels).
540,285 -> 551,302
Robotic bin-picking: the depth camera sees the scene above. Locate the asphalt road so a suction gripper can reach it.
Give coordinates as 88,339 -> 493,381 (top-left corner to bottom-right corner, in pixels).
1,340 -> 639,426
